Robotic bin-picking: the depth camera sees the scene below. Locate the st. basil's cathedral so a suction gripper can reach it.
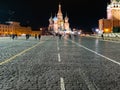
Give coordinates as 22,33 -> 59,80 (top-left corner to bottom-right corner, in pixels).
48,4 -> 71,34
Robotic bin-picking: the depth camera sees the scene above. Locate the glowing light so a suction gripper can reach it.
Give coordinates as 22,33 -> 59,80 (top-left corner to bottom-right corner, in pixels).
95,28 -> 99,32
104,28 -> 110,33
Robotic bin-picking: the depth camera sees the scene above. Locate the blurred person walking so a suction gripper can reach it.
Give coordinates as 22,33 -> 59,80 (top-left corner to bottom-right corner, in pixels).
38,34 -> 41,40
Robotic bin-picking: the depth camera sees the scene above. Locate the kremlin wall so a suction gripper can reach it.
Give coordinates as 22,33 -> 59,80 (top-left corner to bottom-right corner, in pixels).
99,0 -> 120,33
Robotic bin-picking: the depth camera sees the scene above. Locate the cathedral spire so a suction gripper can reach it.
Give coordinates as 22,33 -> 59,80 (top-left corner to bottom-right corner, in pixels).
65,12 -> 68,17
65,12 -> 69,23
57,3 -> 63,20
58,3 -> 62,14
65,12 -> 68,19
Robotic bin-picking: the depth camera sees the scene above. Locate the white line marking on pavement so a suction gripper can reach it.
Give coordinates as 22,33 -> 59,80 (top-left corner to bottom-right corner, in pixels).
58,53 -> 61,62
57,39 -> 58,46
60,77 -> 65,90
58,47 -> 60,51
0,42 -> 44,65
70,40 -> 120,66
57,39 -> 60,51
101,39 -> 120,43
79,69 -> 98,90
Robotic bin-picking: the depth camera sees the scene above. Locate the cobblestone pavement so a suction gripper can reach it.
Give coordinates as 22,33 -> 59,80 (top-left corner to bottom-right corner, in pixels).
0,36 -> 120,90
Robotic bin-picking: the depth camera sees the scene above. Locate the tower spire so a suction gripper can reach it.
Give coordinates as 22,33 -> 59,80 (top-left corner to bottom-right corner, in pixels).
65,12 -> 68,17
57,3 -> 63,20
58,3 -> 62,15
65,12 -> 69,22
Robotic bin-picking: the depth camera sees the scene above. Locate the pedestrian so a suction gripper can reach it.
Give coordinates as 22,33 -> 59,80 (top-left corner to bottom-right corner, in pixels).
26,34 -> 29,40
12,34 -> 15,40
35,34 -> 37,40
38,34 -> 41,40
101,33 -> 104,40
59,33 -> 62,39
26,34 -> 28,40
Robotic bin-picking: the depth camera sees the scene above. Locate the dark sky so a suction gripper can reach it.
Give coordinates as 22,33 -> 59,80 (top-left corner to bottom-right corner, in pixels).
0,0 -> 110,31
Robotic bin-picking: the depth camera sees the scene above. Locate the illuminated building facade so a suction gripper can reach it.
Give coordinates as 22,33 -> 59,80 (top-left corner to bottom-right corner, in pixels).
48,4 -> 71,33
0,21 -> 41,36
107,0 -> 120,20
99,0 -> 120,33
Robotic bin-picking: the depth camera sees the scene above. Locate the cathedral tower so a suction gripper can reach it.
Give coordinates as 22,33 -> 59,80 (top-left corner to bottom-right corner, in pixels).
48,3 -> 71,33
98,0 -> 120,33
64,14 -> 70,31
57,4 -> 63,20
48,14 -> 53,31
107,0 -> 120,20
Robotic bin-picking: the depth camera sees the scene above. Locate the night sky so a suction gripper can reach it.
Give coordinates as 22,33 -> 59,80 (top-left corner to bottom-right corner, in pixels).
0,0 -> 110,31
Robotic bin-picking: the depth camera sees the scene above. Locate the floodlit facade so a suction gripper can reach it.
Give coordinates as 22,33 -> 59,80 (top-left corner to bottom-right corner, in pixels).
99,0 -> 120,33
99,19 -> 113,33
48,4 -> 71,34
0,21 -> 41,36
107,0 -> 120,20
